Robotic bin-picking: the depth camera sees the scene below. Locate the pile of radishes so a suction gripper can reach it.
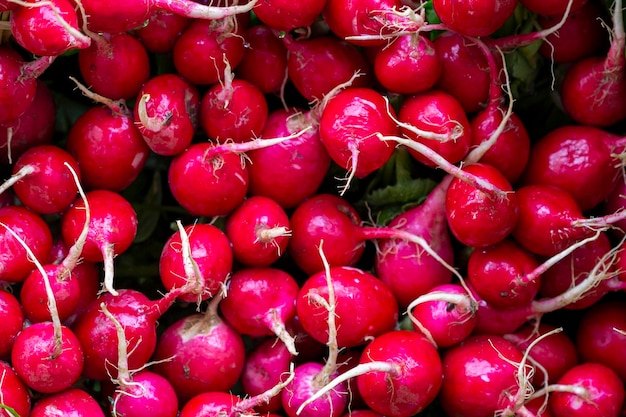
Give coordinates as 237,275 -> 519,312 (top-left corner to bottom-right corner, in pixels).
1,0 -> 626,415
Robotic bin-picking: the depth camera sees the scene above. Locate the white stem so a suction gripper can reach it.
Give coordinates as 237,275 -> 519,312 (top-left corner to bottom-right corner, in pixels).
61,162 -> 89,272
0,165 -> 35,196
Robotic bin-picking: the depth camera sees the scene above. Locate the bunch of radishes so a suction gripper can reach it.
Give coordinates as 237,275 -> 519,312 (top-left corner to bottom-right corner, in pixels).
1,0 -> 626,415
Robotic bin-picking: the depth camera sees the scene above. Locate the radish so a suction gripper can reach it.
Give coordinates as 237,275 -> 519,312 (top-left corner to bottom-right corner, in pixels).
9,0 -> 91,56
253,0 -> 326,31
73,0 -> 257,33
433,0 -> 518,37
29,388 -> 105,417
61,189 -> 137,295
560,0 -> 626,126
0,360 -> 30,417
152,287 -> 246,403
133,9 -> 191,54
0,290 -> 23,360
133,73 -> 200,156
520,0 -> 586,17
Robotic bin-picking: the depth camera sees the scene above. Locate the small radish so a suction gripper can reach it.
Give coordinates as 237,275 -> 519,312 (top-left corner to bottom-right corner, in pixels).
29,388 -> 105,417
220,267 -> 300,355
0,290 -> 23,360
237,24 -> 288,94
134,73 -> 200,156
134,9 -> 191,54
252,0 -> 326,31
433,0 -> 518,37
224,195 -> 291,267
0,360 -> 31,417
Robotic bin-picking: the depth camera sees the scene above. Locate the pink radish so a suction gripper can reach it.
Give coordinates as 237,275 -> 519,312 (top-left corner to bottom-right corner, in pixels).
0,360 -> 30,417
0,290 -> 23,360
252,0 -> 326,31
29,388 -> 105,417
433,0 -> 518,36
237,24 -> 288,94
134,9 -> 191,54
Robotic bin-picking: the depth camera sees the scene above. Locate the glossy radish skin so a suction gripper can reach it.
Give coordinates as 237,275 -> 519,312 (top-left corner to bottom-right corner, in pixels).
179,391 -> 245,417
0,290 -> 24,359
29,387 -> 106,417
134,9 -> 191,54
0,360 -> 31,417
296,266 -> 399,348
549,363 -> 625,417
237,25 -> 288,94
20,264 -> 81,323
445,163 -> 518,248
356,330 -> 443,417
0,47 -> 38,125
78,32 -> 151,101
111,371 -> 179,417
433,0 -> 518,36
11,322 -> 84,394
168,143 -> 249,217
253,0 -> 327,31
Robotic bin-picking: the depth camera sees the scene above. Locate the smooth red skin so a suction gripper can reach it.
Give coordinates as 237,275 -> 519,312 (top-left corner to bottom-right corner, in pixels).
288,193 -> 365,276
282,362 -> 348,417
341,412 -> 384,417
111,371 -> 179,417
254,0 -> 326,30
520,0 -> 586,17
296,266 -> 399,348
179,391 -> 245,417
220,267 -> 299,337
440,334 -> 525,417
159,223 -> 233,303
0,205 -> 53,284
576,300 -> 626,383
30,388 -> 105,417
433,0 -> 518,37
470,109 -> 530,184
0,290 -> 24,359
603,175 -> 626,235
549,363 -> 625,417
375,179 -> 455,309
561,57 -> 626,127
357,330 -> 442,417
10,0 -> 86,57
12,322 -> 84,394
168,143 -> 249,217
240,337 -> 292,413
511,184 -> 590,257
78,32 -> 150,101
0,47 -> 37,125
410,283 -> 477,348
446,163 -> 518,248
287,315 -> 327,365
133,73 -> 199,156
153,313 -> 245,402
467,238 -> 539,310
0,80 -> 55,166
20,264 -> 81,324
398,90 -> 472,167
0,1 -> 15,11
62,261 -> 100,327
71,289 -> 164,381
319,87 -> 398,179
286,36 -> 373,102
470,286 -> 531,335
374,34 -> 442,95
225,196 -> 291,267
66,106 -> 150,192
173,18 -> 245,86
524,397 -> 555,417
323,0 -> 404,47
61,190 -> 138,263
539,231 -> 613,309
506,322 -> 579,387
434,32 -> 491,113
199,78 -> 268,143
0,360 -> 31,416
247,109 -> 330,209
538,1 -> 608,63
134,9 -> 191,54
12,145 -> 80,214
237,25 -> 288,94
521,125 -> 622,211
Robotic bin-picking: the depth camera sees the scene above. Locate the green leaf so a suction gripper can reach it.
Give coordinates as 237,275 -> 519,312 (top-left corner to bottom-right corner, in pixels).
0,405 -> 21,417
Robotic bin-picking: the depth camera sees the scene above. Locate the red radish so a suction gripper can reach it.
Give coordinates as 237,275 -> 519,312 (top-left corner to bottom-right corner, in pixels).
340,412 -> 384,417
134,9 -> 191,54
520,0 -> 586,16
433,0 -> 517,36
319,86 -> 399,193
237,24 -> 289,94
253,0 -> 326,31
9,0 -> 91,56
548,362 -> 625,417
151,288 -> 246,403
225,195 -> 291,267
220,267 -> 299,355
172,17 -> 246,86
0,290 -> 23,359
407,283 -> 478,348
0,205 -> 53,284
73,0 -> 256,33
134,73 -> 200,156
199,65 -> 268,143
0,360 -> 30,417
0,80 -> 55,165
284,34 -> 373,102
575,300 -> 626,382
288,315 -> 327,364
78,32 -> 151,101
560,0 -> 626,126
61,189 -> 137,295
29,388 -> 105,417
168,142 -> 249,217
373,33 -> 442,95
603,175 -> 626,235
